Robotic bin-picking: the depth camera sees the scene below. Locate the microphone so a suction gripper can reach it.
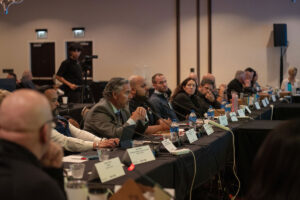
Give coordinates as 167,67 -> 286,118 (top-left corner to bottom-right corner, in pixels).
208,120 -> 230,131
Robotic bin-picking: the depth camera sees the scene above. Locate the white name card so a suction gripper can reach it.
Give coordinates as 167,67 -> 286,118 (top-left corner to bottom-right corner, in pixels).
255,102 -> 261,110
229,112 -> 238,122
95,157 -> 125,183
245,106 -> 251,114
127,145 -> 155,165
265,97 -> 269,105
161,139 -> 177,152
185,129 -> 198,143
237,109 -> 246,117
219,115 -> 228,126
272,95 -> 276,102
262,99 -> 267,107
203,123 -> 214,135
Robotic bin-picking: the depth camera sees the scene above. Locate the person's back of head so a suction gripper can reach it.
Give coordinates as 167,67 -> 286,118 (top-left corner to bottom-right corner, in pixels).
21,70 -> 32,81
246,120 -> 300,200
0,89 -> 53,160
0,89 -> 11,105
235,70 -> 245,82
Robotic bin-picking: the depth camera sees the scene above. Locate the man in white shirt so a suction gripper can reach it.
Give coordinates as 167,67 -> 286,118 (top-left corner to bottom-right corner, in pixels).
281,67 -> 299,92
44,89 -> 118,152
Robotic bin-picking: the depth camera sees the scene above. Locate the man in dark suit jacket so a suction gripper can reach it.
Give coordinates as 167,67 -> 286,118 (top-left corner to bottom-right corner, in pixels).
0,89 -> 65,200
84,77 -> 147,138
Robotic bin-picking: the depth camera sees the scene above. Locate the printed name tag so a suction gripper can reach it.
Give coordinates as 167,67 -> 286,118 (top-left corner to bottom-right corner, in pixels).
245,106 -> 251,114
95,157 -> 125,183
265,97 -> 269,105
219,115 -> 228,126
185,129 -> 198,143
229,112 -> 238,122
272,95 -> 276,102
203,124 -> 214,135
262,99 -> 267,107
127,145 -> 155,165
237,109 -> 246,117
255,102 -> 261,110
161,139 -> 177,152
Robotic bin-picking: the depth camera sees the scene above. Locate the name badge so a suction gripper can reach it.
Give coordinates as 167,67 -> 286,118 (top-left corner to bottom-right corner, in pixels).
219,115 -> 228,126
255,102 -> 261,110
203,124 -> 214,135
162,139 -> 177,152
186,129 -> 198,143
95,157 -> 125,183
237,109 -> 246,117
245,106 -> 251,114
127,145 -> 155,165
262,99 -> 267,107
229,112 -> 238,122
272,95 -> 276,102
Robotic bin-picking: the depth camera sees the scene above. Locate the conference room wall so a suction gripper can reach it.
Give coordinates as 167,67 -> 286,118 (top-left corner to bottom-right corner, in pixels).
0,0 -> 178,90
211,0 -> 300,88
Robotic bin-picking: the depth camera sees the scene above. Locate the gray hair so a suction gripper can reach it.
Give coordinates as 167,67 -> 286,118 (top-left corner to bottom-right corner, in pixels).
103,77 -> 129,99
235,70 -> 245,79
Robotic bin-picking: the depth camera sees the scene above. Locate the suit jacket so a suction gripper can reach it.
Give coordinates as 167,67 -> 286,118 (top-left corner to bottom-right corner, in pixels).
84,98 -> 147,138
0,139 -> 66,200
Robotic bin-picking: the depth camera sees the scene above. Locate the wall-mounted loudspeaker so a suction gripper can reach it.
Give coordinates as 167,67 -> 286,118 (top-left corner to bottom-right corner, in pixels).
273,24 -> 287,47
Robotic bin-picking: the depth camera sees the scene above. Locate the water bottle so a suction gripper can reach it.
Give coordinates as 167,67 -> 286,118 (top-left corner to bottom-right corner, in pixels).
207,106 -> 215,120
188,110 -> 197,130
170,119 -> 179,142
287,82 -> 292,92
221,101 -> 227,109
225,103 -> 231,115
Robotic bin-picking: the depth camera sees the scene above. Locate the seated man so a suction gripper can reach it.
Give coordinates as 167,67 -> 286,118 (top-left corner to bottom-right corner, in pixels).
227,70 -> 254,100
44,89 -> 118,152
197,79 -> 221,111
148,73 -> 178,120
129,75 -> 171,134
84,77 -> 147,138
201,73 -> 227,103
0,89 -> 65,200
20,70 -> 36,90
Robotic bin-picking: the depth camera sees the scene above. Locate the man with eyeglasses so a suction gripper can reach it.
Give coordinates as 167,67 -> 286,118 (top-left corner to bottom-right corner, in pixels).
44,89 -> 118,153
197,79 -> 221,112
0,89 -> 65,200
56,43 -> 83,103
129,75 -> 171,135
148,73 -> 178,121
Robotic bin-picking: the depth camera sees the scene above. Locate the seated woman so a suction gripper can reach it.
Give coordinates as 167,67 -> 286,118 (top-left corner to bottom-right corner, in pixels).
245,120 -> 300,200
281,66 -> 299,91
171,77 -> 206,121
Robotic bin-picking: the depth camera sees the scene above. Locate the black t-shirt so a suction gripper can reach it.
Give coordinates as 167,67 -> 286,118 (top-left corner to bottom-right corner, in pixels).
57,58 -> 83,86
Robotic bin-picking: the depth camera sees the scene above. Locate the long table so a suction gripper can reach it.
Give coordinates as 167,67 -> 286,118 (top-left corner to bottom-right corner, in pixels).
63,101 -> 287,199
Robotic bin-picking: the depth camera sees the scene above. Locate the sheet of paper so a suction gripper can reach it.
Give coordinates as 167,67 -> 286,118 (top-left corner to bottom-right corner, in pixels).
95,157 -> 125,183
185,129 -> 198,143
127,145 -> 155,165
63,155 -> 87,163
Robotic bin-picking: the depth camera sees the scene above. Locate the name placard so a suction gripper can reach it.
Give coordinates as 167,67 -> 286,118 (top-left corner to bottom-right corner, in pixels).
95,157 -> 125,183
255,102 -> 261,110
229,112 -> 238,122
127,145 -> 155,165
245,106 -> 251,114
262,99 -> 267,107
185,129 -> 198,143
237,109 -> 246,117
265,97 -> 270,105
219,115 -> 228,126
272,95 -> 276,102
161,139 -> 177,152
203,124 -> 214,135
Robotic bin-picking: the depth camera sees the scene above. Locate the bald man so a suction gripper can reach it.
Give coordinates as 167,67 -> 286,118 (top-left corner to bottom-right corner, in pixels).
0,89 -> 65,200
44,89 -> 118,153
129,76 -> 170,134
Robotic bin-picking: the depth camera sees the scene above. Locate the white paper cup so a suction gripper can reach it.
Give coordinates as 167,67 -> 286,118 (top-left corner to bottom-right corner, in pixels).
66,180 -> 87,200
62,96 -> 68,104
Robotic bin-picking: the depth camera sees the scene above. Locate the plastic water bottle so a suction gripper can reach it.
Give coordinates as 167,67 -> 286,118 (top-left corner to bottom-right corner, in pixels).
225,103 -> 231,115
287,82 -> 292,92
170,119 -> 179,142
188,110 -> 197,130
207,106 -> 215,120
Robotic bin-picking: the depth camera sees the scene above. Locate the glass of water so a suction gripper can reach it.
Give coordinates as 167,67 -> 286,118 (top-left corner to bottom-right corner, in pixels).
70,163 -> 85,179
97,148 -> 110,162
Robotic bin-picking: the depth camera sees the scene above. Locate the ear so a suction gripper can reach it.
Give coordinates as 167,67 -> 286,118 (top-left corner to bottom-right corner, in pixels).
112,91 -> 118,100
39,124 -> 50,145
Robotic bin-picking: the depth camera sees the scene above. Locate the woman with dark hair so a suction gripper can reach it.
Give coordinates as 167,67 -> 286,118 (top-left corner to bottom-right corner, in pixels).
246,120 -> 300,200
171,78 -> 206,121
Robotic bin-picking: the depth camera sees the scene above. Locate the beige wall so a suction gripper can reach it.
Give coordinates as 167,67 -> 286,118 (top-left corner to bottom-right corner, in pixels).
1,0 -> 300,91
212,0 -> 300,88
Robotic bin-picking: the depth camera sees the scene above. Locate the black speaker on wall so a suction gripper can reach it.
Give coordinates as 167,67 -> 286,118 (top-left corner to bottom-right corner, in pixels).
273,24 -> 287,47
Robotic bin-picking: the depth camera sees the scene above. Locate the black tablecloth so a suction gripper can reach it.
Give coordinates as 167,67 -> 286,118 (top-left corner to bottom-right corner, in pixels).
273,103 -> 300,120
